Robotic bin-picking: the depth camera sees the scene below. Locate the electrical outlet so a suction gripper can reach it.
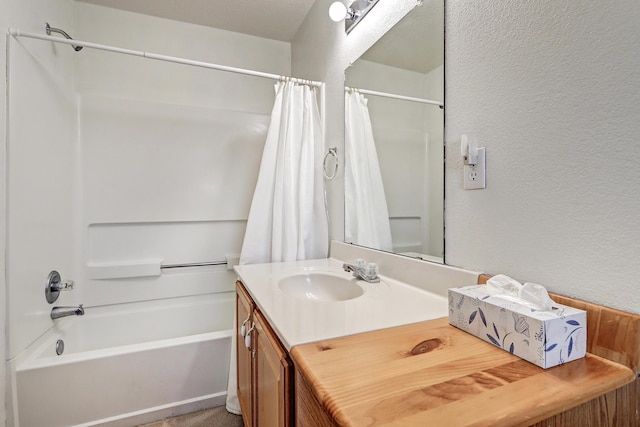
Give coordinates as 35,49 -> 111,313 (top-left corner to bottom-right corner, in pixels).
463,147 -> 486,190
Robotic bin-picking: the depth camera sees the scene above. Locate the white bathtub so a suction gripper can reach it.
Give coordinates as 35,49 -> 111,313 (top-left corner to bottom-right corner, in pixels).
10,293 -> 235,427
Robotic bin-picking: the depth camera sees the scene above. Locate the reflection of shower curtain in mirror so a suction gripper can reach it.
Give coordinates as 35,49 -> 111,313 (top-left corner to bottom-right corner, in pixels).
239,81 -> 329,265
345,91 -> 393,252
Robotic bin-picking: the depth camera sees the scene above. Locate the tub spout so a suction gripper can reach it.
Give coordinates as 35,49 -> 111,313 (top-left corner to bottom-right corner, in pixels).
51,304 -> 84,320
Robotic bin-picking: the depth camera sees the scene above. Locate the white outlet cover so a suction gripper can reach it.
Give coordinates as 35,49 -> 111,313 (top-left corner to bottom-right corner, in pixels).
463,147 -> 486,190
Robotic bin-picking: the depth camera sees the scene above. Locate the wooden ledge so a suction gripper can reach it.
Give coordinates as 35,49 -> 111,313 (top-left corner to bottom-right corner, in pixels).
292,317 -> 635,427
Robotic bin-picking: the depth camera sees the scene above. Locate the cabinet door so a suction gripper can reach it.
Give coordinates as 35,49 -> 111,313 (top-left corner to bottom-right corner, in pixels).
254,310 -> 292,427
236,282 -> 254,427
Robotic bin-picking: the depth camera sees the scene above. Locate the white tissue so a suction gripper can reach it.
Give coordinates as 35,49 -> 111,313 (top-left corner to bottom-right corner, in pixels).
485,274 -> 557,311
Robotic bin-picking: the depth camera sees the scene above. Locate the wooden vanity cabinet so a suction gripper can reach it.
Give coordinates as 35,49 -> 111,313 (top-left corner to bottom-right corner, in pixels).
236,281 -> 293,427
253,309 -> 293,426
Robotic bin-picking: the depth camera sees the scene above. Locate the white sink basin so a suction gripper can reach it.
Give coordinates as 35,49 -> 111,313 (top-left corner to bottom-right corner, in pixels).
278,273 -> 364,302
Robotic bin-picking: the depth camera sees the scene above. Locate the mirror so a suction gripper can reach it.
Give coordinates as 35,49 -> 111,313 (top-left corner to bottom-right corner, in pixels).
344,0 -> 444,263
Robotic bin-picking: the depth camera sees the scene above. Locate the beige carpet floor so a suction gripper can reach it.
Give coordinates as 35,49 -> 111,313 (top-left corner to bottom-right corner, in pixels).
138,406 -> 243,427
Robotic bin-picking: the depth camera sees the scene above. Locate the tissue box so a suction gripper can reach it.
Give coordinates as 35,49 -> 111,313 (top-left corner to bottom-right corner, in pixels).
448,285 -> 587,369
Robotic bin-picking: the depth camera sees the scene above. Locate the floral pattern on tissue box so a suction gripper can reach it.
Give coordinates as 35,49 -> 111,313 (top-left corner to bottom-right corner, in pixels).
448,285 -> 587,369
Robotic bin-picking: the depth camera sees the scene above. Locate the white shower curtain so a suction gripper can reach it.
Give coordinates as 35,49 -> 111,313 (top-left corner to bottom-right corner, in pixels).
227,81 -> 328,414
344,90 -> 393,252
239,80 -> 329,264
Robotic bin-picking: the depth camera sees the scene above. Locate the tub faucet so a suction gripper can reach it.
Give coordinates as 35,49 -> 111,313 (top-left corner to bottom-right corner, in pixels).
343,261 -> 380,283
51,304 -> 84,320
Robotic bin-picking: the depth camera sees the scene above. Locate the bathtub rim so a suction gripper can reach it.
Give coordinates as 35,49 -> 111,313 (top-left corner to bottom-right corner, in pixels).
16,328 -> 232,371
12,292 -> 234,368
8,292 -> 236,427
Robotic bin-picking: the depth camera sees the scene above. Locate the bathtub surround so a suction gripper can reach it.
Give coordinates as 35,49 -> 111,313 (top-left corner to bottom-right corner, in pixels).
4,0 -> 291,352
4,1 -> 292,425
3,2 -> 77,425
4,0 -> 77,361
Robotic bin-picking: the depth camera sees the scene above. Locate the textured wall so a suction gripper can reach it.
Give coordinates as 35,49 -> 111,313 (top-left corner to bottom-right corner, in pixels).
445,0 -> 640,313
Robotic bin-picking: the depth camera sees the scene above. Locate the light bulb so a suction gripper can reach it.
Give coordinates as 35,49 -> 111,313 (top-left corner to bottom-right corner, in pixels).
329,2 -> 347,22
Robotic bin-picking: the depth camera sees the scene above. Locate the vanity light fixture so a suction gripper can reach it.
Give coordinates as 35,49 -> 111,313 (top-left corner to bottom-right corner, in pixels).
329,0 -> 381,34
329,2 -> 353,22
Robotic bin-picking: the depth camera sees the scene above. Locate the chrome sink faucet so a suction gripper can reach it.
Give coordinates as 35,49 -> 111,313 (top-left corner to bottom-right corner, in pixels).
343,259 -> 380,283
51,304 -> 85,320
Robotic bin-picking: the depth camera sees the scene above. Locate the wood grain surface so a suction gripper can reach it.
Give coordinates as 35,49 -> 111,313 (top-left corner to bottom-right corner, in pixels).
531,377 -> 639,427
291,317 -> 635,427
549,293 -> 640,375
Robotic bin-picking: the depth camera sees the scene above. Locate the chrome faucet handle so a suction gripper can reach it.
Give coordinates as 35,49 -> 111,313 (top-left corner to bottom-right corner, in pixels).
46,270 -> 75,304
365,262 -> 378,278
342,261 -> 380,283
53,280 -> 74,291
354,259 -> 366,269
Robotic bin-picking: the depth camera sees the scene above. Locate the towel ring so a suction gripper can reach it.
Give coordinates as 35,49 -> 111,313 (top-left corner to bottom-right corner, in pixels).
323,147 -> 339,180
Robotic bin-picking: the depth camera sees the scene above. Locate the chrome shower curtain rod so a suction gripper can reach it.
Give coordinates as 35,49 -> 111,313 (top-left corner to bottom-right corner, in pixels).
8,28 -> 323,87
346,86 -> 443,108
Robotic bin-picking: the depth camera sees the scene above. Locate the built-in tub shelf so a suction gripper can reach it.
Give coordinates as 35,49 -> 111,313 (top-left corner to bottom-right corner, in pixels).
87,260 -> 163,279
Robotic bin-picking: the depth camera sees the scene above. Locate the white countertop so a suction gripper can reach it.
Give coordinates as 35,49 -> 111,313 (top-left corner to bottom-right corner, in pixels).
234,257 -> 450,350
